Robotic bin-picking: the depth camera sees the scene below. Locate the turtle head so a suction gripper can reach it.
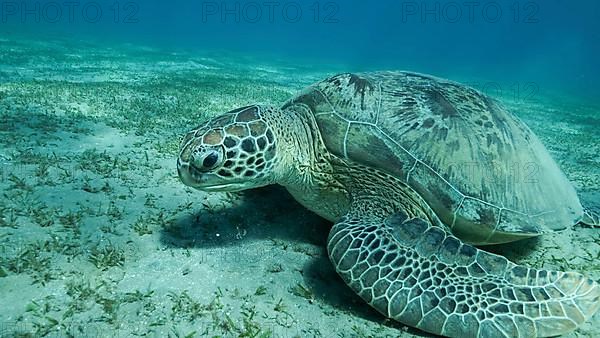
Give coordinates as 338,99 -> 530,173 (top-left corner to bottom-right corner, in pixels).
177,105 -> 280,192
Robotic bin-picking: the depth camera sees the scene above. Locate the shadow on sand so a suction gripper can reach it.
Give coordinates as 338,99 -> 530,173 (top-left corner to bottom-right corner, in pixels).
160,185 -> 437,336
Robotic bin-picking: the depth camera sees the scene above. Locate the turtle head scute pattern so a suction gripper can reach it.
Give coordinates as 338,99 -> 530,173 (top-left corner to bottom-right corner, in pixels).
177,105 -> 278,192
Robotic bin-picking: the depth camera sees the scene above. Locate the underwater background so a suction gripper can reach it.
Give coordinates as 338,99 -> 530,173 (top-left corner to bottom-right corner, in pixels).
1,0 -> 599,337
3,0 -> 600,99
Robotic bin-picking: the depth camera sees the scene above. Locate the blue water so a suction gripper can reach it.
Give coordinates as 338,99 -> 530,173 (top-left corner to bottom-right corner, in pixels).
2,0 -> 599,99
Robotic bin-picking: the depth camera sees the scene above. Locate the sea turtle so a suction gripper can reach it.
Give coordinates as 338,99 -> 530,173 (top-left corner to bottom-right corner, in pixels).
177,71 -> 600,337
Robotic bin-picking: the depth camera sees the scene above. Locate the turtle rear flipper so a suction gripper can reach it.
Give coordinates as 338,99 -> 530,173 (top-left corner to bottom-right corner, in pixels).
327,208 -> 600,338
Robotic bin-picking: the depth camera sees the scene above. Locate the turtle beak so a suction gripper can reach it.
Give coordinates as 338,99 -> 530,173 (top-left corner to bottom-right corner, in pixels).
177,161 -> 197,187
177,161 -> 211,188
177,160 -> 248,192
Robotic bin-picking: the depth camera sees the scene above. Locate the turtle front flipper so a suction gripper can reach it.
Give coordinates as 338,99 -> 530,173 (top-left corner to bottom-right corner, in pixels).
327,209 -> 600,338
581,206 -> 600,227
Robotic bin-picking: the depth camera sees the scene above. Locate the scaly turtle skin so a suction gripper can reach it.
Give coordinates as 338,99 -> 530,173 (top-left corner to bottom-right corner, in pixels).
177,72 -> 600,337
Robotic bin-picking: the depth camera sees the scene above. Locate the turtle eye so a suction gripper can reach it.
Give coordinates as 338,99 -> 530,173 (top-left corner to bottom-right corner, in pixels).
191,148 -> 223,172
202,151 -> 220,169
